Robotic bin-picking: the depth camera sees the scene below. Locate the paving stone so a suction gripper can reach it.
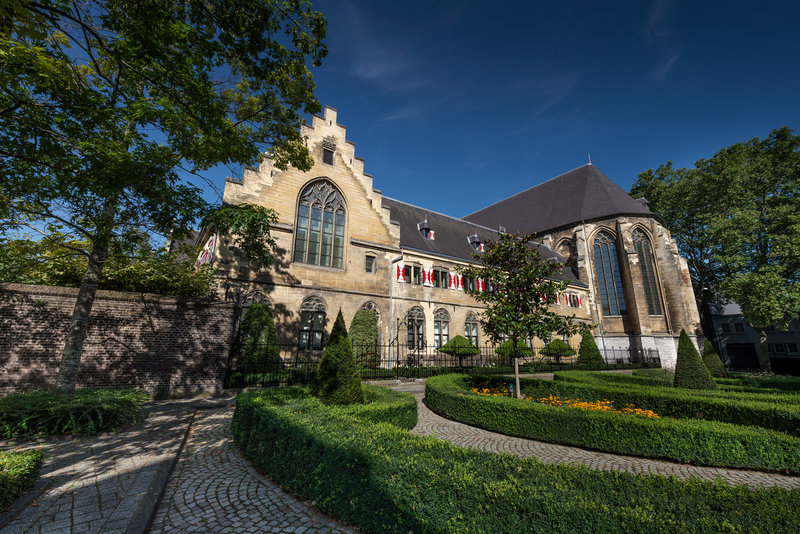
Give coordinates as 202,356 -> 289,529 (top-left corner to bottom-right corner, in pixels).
404,386 -> 800,490
150,407 -> 357,533
0,398 -> 230,534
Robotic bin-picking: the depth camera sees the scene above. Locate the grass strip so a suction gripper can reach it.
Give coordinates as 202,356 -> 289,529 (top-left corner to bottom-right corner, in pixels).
0,450 -> 44,511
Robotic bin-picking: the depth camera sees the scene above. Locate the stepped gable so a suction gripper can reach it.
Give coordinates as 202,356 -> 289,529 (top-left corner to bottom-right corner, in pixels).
382,197 -> 585,286
463,164 -> 655,234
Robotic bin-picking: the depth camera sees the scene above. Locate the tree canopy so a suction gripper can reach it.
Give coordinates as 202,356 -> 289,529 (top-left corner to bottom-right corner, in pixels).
631,127 -> 800,370
1,0 -> 327,392
462,232 -> 582,397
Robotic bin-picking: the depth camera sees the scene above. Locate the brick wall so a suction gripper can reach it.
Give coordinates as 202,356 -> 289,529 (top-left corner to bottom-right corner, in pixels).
0,283 -> 236,394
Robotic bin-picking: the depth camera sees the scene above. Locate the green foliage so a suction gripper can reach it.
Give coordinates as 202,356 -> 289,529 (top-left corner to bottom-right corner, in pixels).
702,339 -> 727,377
427,374 -> 800,472
548,371 -> 800,435
674,330 -> 717,390
0,389 -> 148,438
461,232 -> 582,396
0,234 -> 216,297
349,309 -> 380,369
437,335 -> 480,364
495,339 -> 533,358
234,302 -> 280,373
632,127 -> 800,369
540,339 -> 575,360
313,310 -> 364,405
1,0 -> 327,392
233,383 -> 800,533
578,330 -> 605,366
0,449 -> 44,511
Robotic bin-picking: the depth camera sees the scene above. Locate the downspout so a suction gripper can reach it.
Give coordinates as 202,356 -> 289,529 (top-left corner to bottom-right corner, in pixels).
389,250 -> 404,367
582,220 -> 608,358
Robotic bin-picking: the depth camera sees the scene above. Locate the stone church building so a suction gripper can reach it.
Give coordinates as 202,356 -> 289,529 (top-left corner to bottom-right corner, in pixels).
204,106 -> 700,367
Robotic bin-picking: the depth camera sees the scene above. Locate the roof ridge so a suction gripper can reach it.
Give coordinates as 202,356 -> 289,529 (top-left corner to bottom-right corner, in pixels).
462,163 -> 593,219
383,196 -> 501,234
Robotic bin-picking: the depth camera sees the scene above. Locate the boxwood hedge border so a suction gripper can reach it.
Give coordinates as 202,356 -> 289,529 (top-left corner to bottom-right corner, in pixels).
425,374 -> 800,472
232,384 -> 800,533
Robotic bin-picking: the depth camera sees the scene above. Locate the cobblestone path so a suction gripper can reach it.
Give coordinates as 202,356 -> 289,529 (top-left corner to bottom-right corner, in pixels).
407,389 -> 800,490
149,407 -> 358,533
0,401 -> 198,534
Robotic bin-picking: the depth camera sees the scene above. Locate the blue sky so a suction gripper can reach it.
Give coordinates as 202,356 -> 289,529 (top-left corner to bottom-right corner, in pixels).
221,0 -> 800,219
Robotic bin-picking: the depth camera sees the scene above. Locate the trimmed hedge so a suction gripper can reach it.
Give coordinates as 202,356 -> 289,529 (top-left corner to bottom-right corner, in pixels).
233,384 -> 800,533
0,389 -> 148,438
673,329 -> 716,389
426,374 -> 800,472
702,339 -> 727,378
549,371 -> 800,434
1,449 -> 44,511
566,370 -> 800,404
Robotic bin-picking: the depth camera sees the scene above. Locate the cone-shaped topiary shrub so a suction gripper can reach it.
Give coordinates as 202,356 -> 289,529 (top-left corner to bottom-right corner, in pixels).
314,310 -> 364,405
438,335 -> 480,367
702,339 -> 727,377
234,302 -> 280,373
673,329 -> 717,389
577,329 -> 606,366
349,309 -> 380,369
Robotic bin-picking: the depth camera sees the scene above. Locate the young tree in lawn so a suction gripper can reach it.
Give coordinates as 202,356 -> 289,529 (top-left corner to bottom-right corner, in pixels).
632,127 -> 800,370
462,232 -> 582,398
0,0 -> 327,393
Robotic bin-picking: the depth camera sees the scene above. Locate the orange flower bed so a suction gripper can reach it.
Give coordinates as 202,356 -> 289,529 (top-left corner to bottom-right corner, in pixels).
469,384 -> 659,418
531,394 -> 659,418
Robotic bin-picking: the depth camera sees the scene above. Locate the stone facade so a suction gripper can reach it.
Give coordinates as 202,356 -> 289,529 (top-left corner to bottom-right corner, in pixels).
211,106 -> 700,367
0,283 -> 235,394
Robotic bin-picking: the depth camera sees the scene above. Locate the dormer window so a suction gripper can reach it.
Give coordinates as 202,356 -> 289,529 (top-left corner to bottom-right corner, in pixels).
322,140 -> 336,165
418,218 -> 434,240
467,234 -> 483,252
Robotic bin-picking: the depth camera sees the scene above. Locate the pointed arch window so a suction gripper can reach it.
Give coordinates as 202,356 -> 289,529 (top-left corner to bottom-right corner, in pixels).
593,232 -> 627,316
406,306 -> 425,350
632,229 -> 663,315
465,312 -> 479,346
433,308 -> 450,349
299,296 -> 326,350
294,180 -> 346,268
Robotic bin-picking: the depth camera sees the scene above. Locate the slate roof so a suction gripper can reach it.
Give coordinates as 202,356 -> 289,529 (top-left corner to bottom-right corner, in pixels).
462,164 -> 655,234
382,197 -> 586,287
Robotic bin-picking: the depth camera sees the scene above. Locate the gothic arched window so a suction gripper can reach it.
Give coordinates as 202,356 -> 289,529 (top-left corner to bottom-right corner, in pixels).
299,296 -> 326,350
593,231 -> 627,316
465,312 -> 479,346
632,229 -> 663,315
406,306 -> 425,350
433,308 -> 450,349
294,180 -> 346,268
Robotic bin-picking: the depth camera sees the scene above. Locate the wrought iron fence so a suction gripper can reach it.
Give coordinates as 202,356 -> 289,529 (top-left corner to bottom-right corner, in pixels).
224,343 -> 661,388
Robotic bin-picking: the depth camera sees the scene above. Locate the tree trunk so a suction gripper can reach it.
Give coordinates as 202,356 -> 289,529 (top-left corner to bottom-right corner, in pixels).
756,327 -> 772,372
513,357 -> 521,399
54,205 -> 115,394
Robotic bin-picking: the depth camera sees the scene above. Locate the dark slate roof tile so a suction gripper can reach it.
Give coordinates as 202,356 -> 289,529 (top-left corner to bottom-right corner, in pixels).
462,164 -> 654,234
382,197 -> 585,286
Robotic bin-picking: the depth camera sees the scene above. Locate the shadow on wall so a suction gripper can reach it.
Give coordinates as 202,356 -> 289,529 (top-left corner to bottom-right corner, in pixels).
0,283 -> 236,395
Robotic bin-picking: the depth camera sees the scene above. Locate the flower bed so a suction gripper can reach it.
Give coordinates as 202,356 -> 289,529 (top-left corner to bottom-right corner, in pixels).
544,371 -> 800,435
470,383 -> 659,418
426,374 -> 800,472
233,383 -> 800,533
